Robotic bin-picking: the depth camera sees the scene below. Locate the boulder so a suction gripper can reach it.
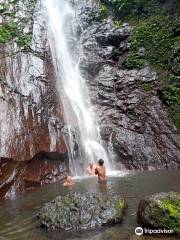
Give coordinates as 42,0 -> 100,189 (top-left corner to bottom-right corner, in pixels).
137,192 -> 180,234
37,192 -> 127,231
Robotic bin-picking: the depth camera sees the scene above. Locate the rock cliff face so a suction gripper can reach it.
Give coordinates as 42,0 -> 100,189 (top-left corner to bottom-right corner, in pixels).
0,0 -> 68,197
0,0 -> 180,198
78,5 -> 180,170
0,0 -> 67,161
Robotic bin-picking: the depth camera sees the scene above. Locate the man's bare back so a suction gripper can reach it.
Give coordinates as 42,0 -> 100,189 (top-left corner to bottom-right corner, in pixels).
95,159 -> 107,184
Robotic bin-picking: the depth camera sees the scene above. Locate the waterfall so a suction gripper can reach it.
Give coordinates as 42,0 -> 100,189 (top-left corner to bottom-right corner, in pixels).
44,0 -> 112,176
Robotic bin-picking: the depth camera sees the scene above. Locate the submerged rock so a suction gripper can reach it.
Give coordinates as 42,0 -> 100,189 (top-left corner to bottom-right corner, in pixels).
137,192 -> 180,234
38,192 -> 127,231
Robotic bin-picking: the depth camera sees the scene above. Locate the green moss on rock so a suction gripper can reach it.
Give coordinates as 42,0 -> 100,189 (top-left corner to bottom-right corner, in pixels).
99,4 -> 109,19
0,0 -> 36,49
116,197 -> 126,209
37,193 -> 127,231
0,22 -> 18,44
126,15 -> 179,70
137,192 -> 180,234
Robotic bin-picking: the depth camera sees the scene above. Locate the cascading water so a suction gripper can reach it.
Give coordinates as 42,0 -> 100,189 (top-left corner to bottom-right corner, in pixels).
44,0 -> 112,176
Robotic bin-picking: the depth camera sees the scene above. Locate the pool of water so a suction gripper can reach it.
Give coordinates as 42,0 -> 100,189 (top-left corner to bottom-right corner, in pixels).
0,170 -> 179,240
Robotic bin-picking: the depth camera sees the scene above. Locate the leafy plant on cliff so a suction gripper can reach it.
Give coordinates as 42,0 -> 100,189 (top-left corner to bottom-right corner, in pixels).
0,22 -> 18,44
125,14 -> 180,115
161,76 -> 180,106
126,15 -> 180,69
139,81 -> 154,92
101,0 -> 180,130
0,0 -> 36,49
99,4 -> 109,19
102,0 -> 147,18
16,34 -> 32,48
113,19 -> 122,28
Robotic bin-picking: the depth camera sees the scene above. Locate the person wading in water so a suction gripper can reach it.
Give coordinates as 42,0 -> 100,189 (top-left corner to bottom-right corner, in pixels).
95,159 -> 107,184
87,162 -> 96,175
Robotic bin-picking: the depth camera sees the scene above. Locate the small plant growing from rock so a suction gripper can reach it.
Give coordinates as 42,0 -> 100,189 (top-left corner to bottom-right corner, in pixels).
114,19 -> 122,28
99,4 -> 108,19
116,197 -> 126,209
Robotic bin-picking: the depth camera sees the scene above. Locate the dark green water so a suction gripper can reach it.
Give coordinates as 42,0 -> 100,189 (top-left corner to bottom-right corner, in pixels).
0,170 -> 179,240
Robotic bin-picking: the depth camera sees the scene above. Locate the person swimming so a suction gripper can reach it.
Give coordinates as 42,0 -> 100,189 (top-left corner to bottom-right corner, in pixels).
95,159 -> 107,184
63,176 -> 73,186
87,162 -> 96,175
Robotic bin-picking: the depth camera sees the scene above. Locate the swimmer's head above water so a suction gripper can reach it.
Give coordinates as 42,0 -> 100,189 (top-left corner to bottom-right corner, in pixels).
87,162 -> 96,175
89,162 -> 94,168
98,159 -> 104,166
63,175 -> 73,186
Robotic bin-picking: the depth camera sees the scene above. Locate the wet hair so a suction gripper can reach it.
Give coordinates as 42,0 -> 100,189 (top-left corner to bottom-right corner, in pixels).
98,159 -> 104,166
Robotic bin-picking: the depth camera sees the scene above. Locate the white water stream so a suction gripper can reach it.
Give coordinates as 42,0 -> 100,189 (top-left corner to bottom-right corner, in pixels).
44,0 -> 112,175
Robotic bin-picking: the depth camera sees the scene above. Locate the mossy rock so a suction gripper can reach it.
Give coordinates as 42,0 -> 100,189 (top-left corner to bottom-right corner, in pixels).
37,192 -> 127,231
137,192 -> 180,234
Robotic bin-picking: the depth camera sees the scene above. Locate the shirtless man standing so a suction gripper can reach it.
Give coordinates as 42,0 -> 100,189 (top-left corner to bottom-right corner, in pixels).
87,162 -> 96,175
95,159 -> 107,184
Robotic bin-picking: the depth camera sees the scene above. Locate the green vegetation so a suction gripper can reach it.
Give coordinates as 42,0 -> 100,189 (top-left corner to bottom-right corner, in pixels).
139,82 -> 154,92
169,108 -> 180,132
116,197 -> 126,210
0,0 -> 36,49
99,4 -> 109,19
105,0 -> 146,18
16,34 -> 32,48
127,13 -> 180,128
126,51 -> 144,69
161,198 -> 180,218
113,19 -> 122,28
159,197 -> 180,233
126,15 -> 180,70
161,76 -> 180,106
0,22 -> 18,44
100,0 -> 180,130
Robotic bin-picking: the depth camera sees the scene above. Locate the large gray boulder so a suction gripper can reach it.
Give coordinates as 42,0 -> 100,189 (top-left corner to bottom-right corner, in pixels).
137,192 -> 180,234
37,192 -> 127,231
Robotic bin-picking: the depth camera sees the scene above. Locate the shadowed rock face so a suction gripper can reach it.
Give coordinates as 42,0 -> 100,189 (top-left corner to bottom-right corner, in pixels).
78,5 -> 180,170
38,192 -> 127,231
0,153 -> 69,199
